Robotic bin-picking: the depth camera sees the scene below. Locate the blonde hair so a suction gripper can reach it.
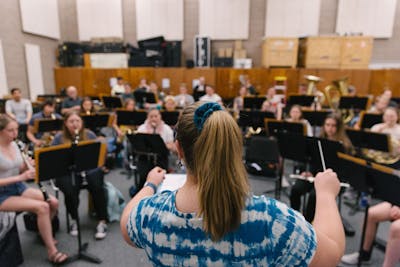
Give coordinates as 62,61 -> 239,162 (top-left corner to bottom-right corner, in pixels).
0,114 -> 15,131
176,102 -> 250,241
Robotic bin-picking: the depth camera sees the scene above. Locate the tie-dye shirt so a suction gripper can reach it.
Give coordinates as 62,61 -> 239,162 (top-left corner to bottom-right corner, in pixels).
127,191 -> 316,267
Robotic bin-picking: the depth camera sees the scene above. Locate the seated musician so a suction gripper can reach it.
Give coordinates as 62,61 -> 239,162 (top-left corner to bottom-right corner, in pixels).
366,107 -> 400,168
261,87 -> 283,120
51,111 -> 108,240
26,100 -> 62,148
80,96 -> 95,115
285,104 -> 313,136
163,96 -> 177,112
61,86 -> 82,115
174,84 -> 194,108
290,113 -> 353,222
233,86 -> 249,112
135,108 -> 175,191
368,95 -> 390,114
113,98 -> 136,138
342,202 -> 400,266
0,114 -> 68,264
199,85 -> 222,104
143,82 -> 164,109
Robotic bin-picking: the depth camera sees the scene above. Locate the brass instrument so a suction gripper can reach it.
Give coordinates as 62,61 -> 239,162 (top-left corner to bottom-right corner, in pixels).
245,127 -> 262,138
363,137 -> 400,165
304,75 -> 325,105
324,77 -> 354,124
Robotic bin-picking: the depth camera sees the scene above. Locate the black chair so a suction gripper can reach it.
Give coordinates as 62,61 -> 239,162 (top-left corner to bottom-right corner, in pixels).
0,213 -> 24,266
245,136 -> 282,199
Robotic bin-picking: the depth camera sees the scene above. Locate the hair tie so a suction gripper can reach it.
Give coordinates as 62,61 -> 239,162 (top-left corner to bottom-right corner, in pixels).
194,102 -> 222,131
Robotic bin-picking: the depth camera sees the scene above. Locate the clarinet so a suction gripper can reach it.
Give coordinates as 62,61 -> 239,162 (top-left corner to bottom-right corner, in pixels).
16,140 -> 50,201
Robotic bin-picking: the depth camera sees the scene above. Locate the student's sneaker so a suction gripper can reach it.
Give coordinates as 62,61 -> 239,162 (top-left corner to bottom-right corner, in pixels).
95,222 -> 108,240
69,221 -> 78,236
341,252 -> 371,265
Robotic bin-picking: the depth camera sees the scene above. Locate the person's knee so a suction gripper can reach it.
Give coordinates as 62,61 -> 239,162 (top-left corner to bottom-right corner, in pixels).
50,197 -> 59,210
389,220 -> 400,239
35,201 -> 50,215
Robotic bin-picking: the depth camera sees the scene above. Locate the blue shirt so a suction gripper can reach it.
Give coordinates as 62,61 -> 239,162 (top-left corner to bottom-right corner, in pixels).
127,191 -> 316,267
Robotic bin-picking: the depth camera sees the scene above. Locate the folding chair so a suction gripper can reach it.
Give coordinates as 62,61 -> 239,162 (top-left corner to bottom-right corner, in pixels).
245,136 -> 282,199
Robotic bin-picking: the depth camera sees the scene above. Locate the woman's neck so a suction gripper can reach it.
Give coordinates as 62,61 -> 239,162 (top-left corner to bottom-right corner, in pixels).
175,173 -> 199,213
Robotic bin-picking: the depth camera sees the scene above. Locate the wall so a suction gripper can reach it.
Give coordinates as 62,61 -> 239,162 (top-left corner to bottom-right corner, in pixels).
1,0 -> 400,95
0,0 -> 59,97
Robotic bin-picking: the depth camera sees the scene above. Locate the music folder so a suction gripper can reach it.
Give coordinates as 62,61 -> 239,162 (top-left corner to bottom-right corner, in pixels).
34,118 -> 64,133
339,96 -> 370,110
346,128 -> 391,152
81,113 -> 113,131
116,110 -> 147,126
359,112 -> 382,129
238,110 -> 275,128
102,96 -> 123,109
287,95 -> 315,107
265,119 -> 306,137
161,111 -> 180,126
34,140 -> 106,183
243,97 -> 266,110
302,110 -> 331,127
134,91 -> 156,104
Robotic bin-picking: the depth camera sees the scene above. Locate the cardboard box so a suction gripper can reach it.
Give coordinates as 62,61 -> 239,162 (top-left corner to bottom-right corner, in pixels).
234,49 -> 247,59
234,40 -> 243,50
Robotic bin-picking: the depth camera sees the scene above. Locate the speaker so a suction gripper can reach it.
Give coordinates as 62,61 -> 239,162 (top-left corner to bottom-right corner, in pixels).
138,36 -> 166,51
165,41 -> 182,67
194,36 -> 211,67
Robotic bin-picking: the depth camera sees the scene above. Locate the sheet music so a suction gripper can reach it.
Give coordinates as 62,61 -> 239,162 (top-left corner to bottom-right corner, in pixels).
158,174 -> 187,193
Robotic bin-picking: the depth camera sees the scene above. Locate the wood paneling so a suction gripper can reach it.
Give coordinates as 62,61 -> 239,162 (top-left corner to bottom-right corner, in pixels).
128,68 -> 155,89
54,67 -> 84,93
183,68 -> 216,94
54,67 -> 400,100
154,68 -> 185,95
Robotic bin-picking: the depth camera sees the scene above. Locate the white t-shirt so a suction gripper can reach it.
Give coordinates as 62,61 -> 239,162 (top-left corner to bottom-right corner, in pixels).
5,99 -> 32,124
111,84 -> 125,96
199,93 -> 222,103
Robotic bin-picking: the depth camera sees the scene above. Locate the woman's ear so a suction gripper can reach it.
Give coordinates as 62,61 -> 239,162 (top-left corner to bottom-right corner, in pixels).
175,140 -> 184,159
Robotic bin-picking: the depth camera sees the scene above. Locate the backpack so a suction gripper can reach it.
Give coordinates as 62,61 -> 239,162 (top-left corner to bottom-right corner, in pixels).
104,182 -> 126,222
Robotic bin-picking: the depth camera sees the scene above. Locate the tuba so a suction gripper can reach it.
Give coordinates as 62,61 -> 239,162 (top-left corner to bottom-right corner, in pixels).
304,75 -> 325,106
324,77 -> 354,124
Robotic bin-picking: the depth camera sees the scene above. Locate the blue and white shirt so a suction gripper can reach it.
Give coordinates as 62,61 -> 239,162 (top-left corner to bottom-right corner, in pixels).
127,191 -> 316,267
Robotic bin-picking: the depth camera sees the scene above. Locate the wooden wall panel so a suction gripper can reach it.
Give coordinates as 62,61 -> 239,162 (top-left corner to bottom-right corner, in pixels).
83,68 -> 129,96
266,68 -> 299,95
54,67 -> 83,94
385,70 -> 400,97
154,68 -> 185,95
316,69 -> 352,93
183,68 -> 216,94
128,68 -> 155,89
349,69 -> 371,95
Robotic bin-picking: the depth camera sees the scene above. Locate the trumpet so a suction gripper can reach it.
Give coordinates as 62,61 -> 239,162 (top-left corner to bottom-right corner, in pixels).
16,140 -> 49,201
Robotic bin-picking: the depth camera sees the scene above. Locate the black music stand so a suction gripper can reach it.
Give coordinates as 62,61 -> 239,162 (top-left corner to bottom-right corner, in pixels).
34,141 -> 107,264
302,110 -> 331,127
265,120 -> 305,137
238,110 -> 275,129
286,95 -> 315,107
102,96 -> 122,109
359,112 -> 382,129
81,113 -> 112,133
161,111 -> 180,126
116,110 -> 147,126
126,133 -> 168,188
243,97 -> 266,110
339,96 -> 369,110
346,129 -> 390,152
134,91 -> 156,105
34,118 -> 63,134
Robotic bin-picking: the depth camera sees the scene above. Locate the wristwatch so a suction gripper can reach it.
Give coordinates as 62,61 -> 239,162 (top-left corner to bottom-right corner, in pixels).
144,182 -> 158,193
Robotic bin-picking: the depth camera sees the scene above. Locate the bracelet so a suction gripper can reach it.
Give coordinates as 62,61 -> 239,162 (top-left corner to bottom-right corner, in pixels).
144,182 -> 157,194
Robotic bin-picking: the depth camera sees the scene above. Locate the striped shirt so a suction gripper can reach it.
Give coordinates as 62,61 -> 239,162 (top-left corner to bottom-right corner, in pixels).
127,191 -> 316,267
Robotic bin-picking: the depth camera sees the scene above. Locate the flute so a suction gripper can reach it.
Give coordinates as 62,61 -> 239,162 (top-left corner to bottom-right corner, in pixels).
16,140 -> 50,201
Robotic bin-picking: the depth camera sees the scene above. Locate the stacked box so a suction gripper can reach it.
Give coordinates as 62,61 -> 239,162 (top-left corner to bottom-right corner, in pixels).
340,36 -> 373,69
298,36 -> 342,68
261,37 -> 298,68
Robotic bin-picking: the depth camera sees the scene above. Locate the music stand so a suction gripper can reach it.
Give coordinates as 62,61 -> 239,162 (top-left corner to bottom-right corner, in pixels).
346,129 -> 391,152
287,95 -> 315,107
116,110 -> 147,126
161,111 -> 180,126
238,110 -> 275,129
243,97 -> 266,110
265,119 -> 306,137
359,112 -> 382,129
81,113 -> 113,133
34,118 -> 64,134
302,110 -> 331,127
126,133 -> 168,188
133,91 -> 156,105
34,141 -> 107,264
102,96 -> 122,109
339,96 -> 370,110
